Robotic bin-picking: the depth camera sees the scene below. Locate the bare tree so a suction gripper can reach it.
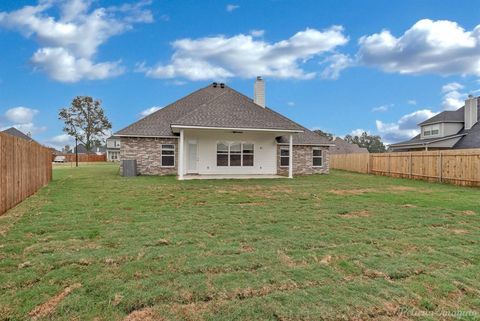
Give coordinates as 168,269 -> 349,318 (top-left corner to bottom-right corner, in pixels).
59,96 -> 112,153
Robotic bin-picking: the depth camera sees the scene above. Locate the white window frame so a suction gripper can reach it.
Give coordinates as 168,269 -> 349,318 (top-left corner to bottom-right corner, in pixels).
161,144 -> 175,167
216,142 -> 254,167
423,124 -> 440,137
280,146 -> 290,167
312,147 -> 323,167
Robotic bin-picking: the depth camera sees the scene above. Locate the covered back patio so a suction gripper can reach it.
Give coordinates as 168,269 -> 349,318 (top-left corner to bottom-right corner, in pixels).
173,126 -> 301,180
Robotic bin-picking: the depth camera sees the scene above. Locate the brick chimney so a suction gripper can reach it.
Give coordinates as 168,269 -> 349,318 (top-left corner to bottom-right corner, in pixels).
254,76 -> 265,107
465,95 -> 478,130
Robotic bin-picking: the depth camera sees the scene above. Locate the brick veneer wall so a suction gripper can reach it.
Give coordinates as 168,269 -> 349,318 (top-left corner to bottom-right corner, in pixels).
277,145 -> 330,176
120,137 -> 178,175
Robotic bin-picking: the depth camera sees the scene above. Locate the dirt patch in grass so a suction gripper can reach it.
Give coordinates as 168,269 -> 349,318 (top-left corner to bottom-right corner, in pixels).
240,244 -> 255,253
329,188 -> 376,196
236,201 -> 266,206
363,269 -> 391,281
401,204 -> 417,208
123,307 -> 161,321
461,210 -> 476,215
217,185 -> 293,199
29,283 -> 81,320
277,250 -> 307,268
320,255 -> 332,265
339,210 -> 370,218
450,228 -> 468,235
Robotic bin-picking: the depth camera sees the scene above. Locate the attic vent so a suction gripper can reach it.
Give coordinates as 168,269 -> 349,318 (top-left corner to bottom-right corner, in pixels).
212,82 -> 218,88
220,83 -> 225,88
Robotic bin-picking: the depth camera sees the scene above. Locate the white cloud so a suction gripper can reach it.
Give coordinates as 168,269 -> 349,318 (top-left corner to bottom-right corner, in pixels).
43,133 -> 74,151
407,99 -> 417,105
141,27 -> 348,81
139,106 -> 162,117
0,0 -> 152,82
226,4 -> 239,12
441,82 -> 466,110
358,19 -> 480,76
371,104 -> 392,112
2,106 -> 46,136
349,128 -> 369,137
31,47 -> 124,82
4,107 -> 38,124
376,109 -> 437,142
250,29 -> 265,37
320,53 -> 352,79
286,101 -> 295,107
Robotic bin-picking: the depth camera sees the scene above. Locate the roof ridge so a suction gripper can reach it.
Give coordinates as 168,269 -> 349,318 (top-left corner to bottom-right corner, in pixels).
171,87 -> 231,125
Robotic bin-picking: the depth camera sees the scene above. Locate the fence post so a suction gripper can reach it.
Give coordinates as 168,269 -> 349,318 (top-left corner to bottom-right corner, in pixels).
409,153 -> 413,179
438,151 -> 443,183
388,153 -> 391,177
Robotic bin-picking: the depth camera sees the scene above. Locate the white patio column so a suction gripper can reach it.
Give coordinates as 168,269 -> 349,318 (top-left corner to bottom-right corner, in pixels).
178,129 -> 184,180
288,134 -> 293,179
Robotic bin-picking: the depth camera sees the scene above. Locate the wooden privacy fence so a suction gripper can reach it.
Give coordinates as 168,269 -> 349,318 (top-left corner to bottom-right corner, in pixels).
330,149 -> 480,187
59,154 -> 106,162
0,132 -> 52,215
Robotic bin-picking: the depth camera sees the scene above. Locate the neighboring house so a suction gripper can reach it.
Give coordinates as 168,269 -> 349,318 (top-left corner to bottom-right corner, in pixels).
68,143 -> 106,155
115,78 -> 333,179
2,127 -> 36,143
106,136 -> 121,161
390,96 -> 480,151
330,137 -> 369,154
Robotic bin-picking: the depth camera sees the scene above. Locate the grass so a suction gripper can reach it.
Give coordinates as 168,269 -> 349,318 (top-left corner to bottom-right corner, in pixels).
1,164 -> 479,320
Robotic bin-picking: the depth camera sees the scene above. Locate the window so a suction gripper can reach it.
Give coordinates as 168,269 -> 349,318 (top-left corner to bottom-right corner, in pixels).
161,144 -> 175,167
242,143 -> 254,166
217,142 -> 254,167
423,124 -> 440,137
230,142 -> 241,166
280,147 -> 290,167
111,152 -> 119,161
217,142 -> 229,166
313,148 -> 323,167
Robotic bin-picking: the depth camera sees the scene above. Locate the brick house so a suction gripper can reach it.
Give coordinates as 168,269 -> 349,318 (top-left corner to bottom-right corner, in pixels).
115,78 -> 333,179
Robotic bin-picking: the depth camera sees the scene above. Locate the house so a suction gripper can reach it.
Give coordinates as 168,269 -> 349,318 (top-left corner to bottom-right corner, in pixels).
106,136 -> 121,161
2,127 -> 36,143
330,137 -> 369,154
115,78 -> 333,179
390,95 -> 480,151
68,143 -> 106,155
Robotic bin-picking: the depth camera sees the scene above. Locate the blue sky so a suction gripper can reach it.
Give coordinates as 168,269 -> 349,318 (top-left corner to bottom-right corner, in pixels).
1,0 -> 480,149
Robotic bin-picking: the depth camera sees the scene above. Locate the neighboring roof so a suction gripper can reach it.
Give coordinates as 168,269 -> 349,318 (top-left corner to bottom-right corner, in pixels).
106,135 -> 120,140
1,127 -> 35,142
419,108 -> 465,125
453,121 -> 480,149
69,143 -> 106,154
330,137 -> 369,154
116,83 -> 332,145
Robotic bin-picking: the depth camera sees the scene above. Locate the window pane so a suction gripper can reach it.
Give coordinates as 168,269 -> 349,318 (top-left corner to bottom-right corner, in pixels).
217,142 -> 228,152
162,150 -> 174,155
162,144 -> 174,150
230,154 -> 241,166
162,155 -> 174,166
313,149 -> 321,156
280,156 -> 289,166
313,157 -> 322,167
280,148 -> 289,157
217,154 -> 228,166
243,154 -> 254,166
243,143 -> 254,154
230,142 -> 241,153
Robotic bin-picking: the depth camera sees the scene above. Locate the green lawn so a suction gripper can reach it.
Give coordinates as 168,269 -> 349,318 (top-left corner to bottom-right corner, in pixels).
1,164 -> 479,321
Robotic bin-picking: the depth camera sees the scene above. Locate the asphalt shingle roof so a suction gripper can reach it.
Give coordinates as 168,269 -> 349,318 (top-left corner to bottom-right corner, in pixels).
419,108 -> 465,126
330,137 -> 369,154
1,127 -> 35,142
116,83 -> 332,145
